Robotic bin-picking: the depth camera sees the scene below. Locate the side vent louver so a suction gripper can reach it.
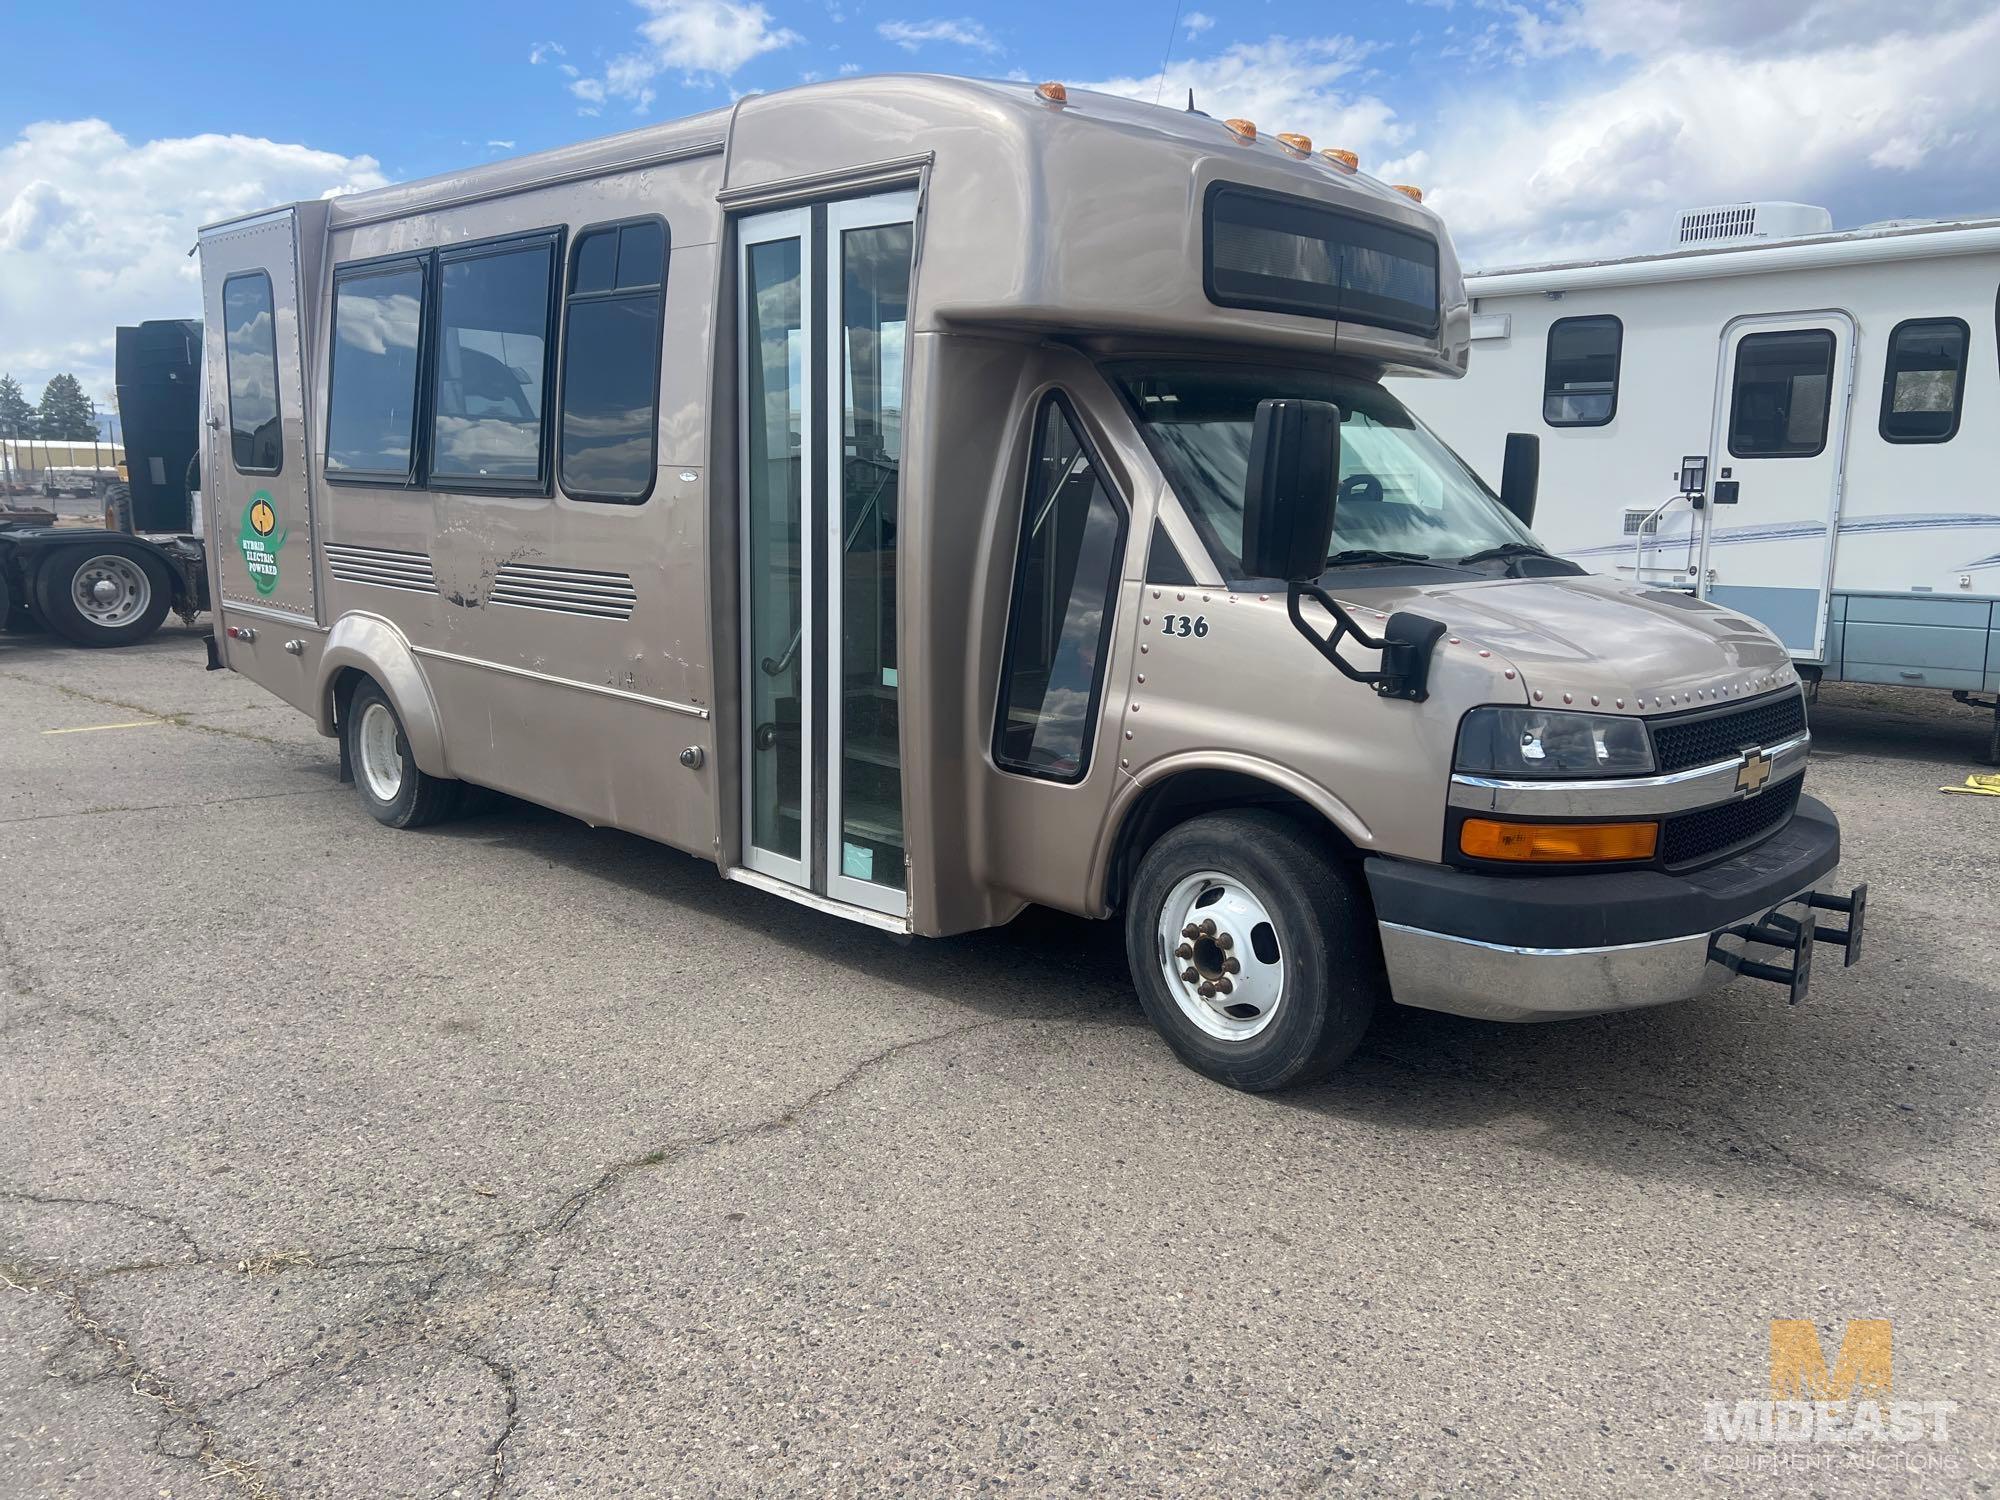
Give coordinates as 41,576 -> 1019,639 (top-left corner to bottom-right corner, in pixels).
325,543 -> 437,594
1622,509 -> 1662,536
490,563 -> 638,620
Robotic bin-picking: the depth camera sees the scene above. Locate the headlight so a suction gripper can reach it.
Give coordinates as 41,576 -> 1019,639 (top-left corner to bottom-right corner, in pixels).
1454,707 -> 1655,779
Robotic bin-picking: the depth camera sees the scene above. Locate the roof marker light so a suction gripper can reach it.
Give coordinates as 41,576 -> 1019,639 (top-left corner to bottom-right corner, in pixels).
1225,117 -> 1257,141
1393,184 -> 1425,202
1036,81 -> 1068,105
1321,148 -> 1358,170
1276,132 -> 1311,154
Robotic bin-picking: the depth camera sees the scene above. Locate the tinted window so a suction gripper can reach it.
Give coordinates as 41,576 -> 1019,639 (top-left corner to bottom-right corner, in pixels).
1879,318 -> 1967,444
431,238 -> 556,485
1728,329 -> 1836,458
328,262 -> 425,477
1543,315 -> 1621,427
1205,184 -> 1439,337
993,398 -> 1125,782
559,220 -> 667,502
222,273 -> 281,473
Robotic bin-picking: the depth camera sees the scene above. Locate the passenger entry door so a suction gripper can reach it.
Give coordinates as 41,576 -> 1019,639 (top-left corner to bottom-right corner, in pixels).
196,211 -> 318,624
736,191 -> 916,917
1698,312 -> 1854,659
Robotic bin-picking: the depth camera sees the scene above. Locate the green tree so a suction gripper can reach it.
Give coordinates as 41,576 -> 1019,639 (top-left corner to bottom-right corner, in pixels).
35,373 -> 97,441
0,374 -> 33,438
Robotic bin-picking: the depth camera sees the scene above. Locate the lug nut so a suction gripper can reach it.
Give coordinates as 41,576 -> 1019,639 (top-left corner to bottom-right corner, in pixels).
1182,967 -> 1199,983
1175,942 -> 1194,960
1199,918 -> 1217,937
1183,924 -> 1201,939
1216,976 -> 1233,995
1216,932 -> 1234,951
1197,982 -> 1217,999
1223,957 -> 1240,975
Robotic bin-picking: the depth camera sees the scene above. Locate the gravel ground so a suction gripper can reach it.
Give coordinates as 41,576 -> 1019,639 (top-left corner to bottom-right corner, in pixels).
1,623 -> 1994,1499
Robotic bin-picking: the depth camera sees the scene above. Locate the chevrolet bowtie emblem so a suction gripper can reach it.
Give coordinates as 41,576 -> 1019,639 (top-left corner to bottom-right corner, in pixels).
1736,749 -> 1773,795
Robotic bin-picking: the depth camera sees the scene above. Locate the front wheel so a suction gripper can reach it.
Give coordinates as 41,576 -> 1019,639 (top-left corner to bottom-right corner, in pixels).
32,542 -> 172,647
1125,809 -> 1383,1091
344,679 -> 465,829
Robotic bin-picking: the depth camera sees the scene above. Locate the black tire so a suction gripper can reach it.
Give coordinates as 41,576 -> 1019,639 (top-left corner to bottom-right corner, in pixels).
103,482 -> 134,534
1124,809 -> 1383,1092
343,678 -> 465,829
31,541 -> 173,648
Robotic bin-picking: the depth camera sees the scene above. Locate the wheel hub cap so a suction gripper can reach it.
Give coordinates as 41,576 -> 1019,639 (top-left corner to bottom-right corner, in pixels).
1157,871 -> 1286,1042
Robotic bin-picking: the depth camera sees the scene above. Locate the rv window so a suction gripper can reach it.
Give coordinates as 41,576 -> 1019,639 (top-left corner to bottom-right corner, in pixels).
1727,329 -> 1836,459
1204,184 -> 1440,337
1542,315 -> 1621,427
328,261 -> 427,480
431,236 -> 558,487
993,396 -> 1126,783
1879,318 -> 1968,444
222,272 -> 282,474
558,218 -> 667,503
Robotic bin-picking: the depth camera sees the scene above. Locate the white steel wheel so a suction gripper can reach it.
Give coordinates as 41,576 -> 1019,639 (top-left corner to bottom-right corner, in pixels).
1156,869 -> 1287,1042
356,699 -> 407,803
69,553 -> 152,629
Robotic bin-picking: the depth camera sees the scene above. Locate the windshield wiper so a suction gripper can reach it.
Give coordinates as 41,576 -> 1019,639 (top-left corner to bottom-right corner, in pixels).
1454,541 -> 1553,566
1324,548 -> 1431,567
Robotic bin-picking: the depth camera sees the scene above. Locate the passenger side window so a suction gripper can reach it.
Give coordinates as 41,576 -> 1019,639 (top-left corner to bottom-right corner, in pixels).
1728,329 -> 1836,458
222,272 -> 282,474
429,235 -> 558,487
1542,315 -> 1621,427
993,397 -> 1126,783
1878,318 -> 1967,444
559,218 -> 667,502
327,261 -> 427,480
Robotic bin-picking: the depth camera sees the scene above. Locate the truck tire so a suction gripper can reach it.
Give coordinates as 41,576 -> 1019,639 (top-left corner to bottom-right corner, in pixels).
103,482 -> 134,533
1124,808 -> 1383,1091
344,679 -> 465,829
31,541 -> 173,648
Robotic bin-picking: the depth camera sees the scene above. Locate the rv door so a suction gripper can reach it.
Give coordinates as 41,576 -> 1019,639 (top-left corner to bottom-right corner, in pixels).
1697,311 -> 1855,660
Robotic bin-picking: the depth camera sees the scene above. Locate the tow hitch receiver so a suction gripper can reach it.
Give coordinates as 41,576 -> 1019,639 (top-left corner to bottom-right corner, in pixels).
1707,884 -> 1867,1005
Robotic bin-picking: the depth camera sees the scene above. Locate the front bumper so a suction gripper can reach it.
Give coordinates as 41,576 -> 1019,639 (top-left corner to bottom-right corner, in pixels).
1365,794 -> 1859,1022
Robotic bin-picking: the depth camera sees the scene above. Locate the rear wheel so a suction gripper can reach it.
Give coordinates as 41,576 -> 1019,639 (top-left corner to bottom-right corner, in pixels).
344,679 -> 464,829
1125,809 -> 1382,1091
32,541 -> 173,647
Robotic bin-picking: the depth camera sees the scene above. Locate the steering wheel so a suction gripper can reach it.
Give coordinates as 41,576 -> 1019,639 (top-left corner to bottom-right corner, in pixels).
1338,472 -> 1383,506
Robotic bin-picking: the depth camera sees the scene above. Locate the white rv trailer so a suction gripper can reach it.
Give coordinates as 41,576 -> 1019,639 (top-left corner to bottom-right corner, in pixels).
1396,205 -> 2000,761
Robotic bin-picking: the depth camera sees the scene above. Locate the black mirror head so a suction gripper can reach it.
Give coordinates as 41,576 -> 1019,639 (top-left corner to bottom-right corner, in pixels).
1242,398 -> 1342,582
1500,431 -> 1540,528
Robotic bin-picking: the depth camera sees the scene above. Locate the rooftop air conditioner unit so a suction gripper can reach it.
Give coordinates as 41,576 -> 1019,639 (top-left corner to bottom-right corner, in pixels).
1674,202 -> 1833,248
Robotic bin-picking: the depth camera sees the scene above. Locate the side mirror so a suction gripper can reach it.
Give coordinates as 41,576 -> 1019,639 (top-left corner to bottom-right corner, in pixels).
1241,398 -> 1341,582
1499,432 -> 1539,528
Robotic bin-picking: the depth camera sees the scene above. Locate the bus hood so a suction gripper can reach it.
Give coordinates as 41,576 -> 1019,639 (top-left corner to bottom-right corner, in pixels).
1344,572 -> 1799,708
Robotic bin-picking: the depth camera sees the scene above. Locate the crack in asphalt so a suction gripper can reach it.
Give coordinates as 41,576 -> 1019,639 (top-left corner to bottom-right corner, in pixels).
0,785 -> 340,829
0,667 -> 322,756
3,1012 -> 1037,1499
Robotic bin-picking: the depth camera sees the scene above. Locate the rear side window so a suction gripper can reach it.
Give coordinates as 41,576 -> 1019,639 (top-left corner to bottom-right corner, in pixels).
222,272 -> 282,473
993,396 -> 1126,783
430,234 -> 559,487
1204,184 -> 1440,338
1728,329 -> 1836,458
327,261 -> 427,479
1878,318 -> 1967,444
1543,315 -> 1621,427
559,218 -> 667,502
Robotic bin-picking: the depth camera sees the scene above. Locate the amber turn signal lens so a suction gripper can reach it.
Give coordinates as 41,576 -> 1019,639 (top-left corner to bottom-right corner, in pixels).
1036,81 -> 1068,104
1276,132 -> 1312,154
1225,117 -> 1257,141
1392,183 -> 1424,202
1459,818 -> 1658,863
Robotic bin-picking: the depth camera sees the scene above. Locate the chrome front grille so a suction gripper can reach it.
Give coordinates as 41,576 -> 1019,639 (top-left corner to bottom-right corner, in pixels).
325,543 -> 436,594
488,562 -> 638,620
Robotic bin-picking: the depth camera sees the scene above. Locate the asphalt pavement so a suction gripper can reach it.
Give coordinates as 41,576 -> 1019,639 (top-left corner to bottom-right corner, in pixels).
1,624 -> 1994,1498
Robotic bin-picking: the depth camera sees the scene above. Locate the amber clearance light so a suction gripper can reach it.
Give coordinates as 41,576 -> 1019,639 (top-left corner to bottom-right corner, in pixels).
1460,818 -> 1658,863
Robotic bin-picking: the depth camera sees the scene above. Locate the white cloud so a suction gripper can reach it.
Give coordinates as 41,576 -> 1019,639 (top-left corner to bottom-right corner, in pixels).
878,18 -> 1001,53
486,139 -> 516,150
1082,36 -> 1404,160
1402,3 -> 2000,266
1183,11 -> 1214,35
0,120 -> 386,397
527,40 -> 566,65
565,0 -> 800,114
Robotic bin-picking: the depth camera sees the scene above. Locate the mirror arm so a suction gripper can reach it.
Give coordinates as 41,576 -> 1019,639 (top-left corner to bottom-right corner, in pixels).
1286,583 -> 1448,704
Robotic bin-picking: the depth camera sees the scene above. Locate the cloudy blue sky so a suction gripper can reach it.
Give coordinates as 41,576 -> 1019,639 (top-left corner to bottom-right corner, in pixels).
3,0 -> 1997,400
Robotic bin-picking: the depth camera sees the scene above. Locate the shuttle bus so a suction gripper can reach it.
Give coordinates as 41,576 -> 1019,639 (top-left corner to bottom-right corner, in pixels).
194,76 -> 1863,1090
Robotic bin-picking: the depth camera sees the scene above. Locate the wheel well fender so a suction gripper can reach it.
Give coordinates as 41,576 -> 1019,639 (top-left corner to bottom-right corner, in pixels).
315,613 -> 449,777
1094,755 -> 1370,915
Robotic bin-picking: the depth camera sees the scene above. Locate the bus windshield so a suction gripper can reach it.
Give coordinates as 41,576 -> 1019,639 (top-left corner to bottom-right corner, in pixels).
1111,361 -> 1537,576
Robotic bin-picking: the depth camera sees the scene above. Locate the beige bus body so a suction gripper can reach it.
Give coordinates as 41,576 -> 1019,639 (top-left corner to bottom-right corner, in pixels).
196,76 -> 1860,1088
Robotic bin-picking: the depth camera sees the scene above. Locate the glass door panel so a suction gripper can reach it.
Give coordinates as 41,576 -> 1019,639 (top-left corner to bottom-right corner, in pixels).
826,195 -> 915,914
739,212 -> 810,884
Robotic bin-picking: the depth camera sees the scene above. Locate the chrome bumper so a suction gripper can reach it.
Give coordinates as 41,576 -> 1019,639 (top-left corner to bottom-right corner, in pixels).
1377,870 -> 1850,1023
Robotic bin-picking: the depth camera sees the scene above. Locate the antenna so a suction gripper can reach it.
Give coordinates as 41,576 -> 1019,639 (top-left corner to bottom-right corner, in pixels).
1187,88 -> 1196,112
